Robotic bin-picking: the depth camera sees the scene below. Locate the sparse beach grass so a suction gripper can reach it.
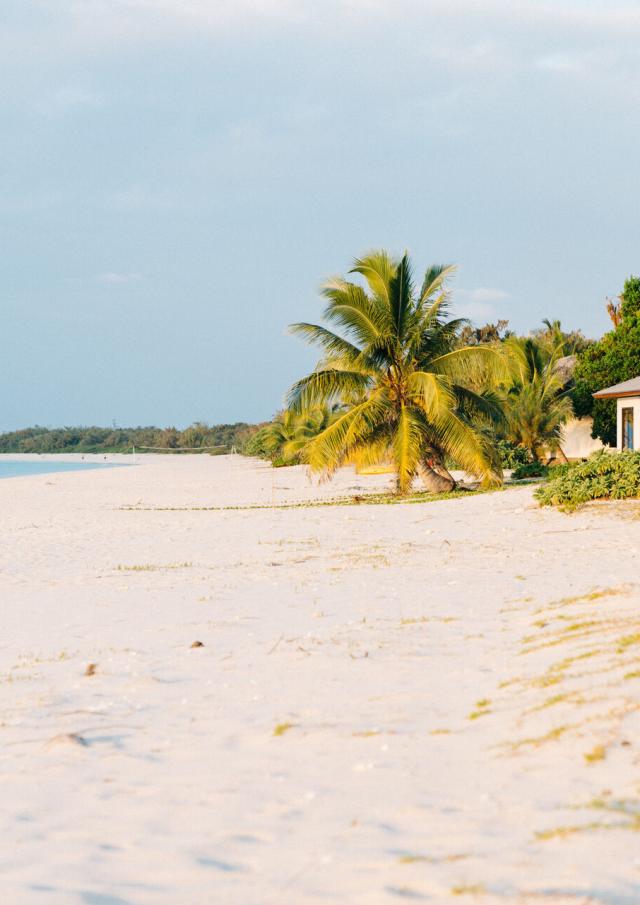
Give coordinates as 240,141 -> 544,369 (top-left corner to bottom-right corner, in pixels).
118,484 -> 508,513
115,561 -> 193,571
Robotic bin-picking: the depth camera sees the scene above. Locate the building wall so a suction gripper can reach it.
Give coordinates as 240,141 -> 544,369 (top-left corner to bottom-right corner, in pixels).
560,417 -> 605,460
616,396 -> 640,450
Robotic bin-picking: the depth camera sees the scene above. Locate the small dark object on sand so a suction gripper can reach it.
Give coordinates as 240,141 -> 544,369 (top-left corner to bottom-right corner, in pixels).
85,663 -> 97,676
46,733 -> 88,750
191,641 -> 205,648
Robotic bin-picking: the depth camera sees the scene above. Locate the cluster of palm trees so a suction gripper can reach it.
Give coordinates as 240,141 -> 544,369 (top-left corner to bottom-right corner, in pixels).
253,250 -> 575,494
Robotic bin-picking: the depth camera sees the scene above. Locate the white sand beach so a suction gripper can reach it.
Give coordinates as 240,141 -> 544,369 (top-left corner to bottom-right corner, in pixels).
2,454 -> 640,905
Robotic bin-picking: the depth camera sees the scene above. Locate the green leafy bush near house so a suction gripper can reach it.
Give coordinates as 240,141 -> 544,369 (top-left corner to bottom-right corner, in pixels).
512,462 -> 549,481
535,451 -> 640,508
495,440 -> 532,470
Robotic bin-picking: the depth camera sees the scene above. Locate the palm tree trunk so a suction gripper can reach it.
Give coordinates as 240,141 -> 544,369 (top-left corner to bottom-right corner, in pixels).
418,458 -> 456,493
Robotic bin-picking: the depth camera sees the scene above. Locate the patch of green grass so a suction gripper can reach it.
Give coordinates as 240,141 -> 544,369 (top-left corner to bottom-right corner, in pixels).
527,691 -> 576,713
618,633 -> 640,653
535,823 -> 598,841
584,744 -> 606,764
536,814 -> 640,840
498,677 -> 522,689
624,670 -> 640,679
273,721 -> 295,737
538,587 -> 628,613
513,724 -> 572,749
115,562 -> 192,572
530,673 -> 563,689
562,620 -> 601,633
584,797 -> 640,818
468,699 -> 491,720
549,649 -> 603,673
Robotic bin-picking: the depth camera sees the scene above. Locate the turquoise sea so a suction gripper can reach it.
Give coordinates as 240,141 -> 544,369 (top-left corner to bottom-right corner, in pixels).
0,460 -> 123,480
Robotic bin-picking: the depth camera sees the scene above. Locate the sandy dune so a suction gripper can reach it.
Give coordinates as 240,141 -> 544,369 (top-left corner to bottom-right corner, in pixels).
2,454 -> 640,904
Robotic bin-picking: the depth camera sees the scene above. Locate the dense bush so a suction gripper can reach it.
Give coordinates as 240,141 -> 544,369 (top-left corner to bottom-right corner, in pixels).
495,439 -> 532,469
512,462 -> 549,480
535,451 -> 640,508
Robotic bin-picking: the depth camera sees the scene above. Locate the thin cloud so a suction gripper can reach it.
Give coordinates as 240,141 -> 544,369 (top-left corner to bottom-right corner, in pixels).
96,272 -> 143,285
455,301 -> 499,322
455,287 -> 510,323
457,287 -> 510,303
536,53 -> 585,74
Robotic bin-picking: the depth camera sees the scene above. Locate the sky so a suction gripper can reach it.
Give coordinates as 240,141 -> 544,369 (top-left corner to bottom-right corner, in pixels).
2,0 -> 640,430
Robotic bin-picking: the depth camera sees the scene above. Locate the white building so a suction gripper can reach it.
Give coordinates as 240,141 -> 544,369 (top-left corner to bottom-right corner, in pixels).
560,417 -> 604,459
592,377 -> 640,451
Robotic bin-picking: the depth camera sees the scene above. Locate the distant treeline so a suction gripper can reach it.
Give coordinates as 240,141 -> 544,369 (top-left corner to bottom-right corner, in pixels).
0,422 -> 262,454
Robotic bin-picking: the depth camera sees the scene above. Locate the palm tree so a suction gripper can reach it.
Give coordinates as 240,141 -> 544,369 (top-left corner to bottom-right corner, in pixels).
501,337 -> 574,462
536,318 -> 590,356
287,250 -> 506,494
251,407 -> 336,465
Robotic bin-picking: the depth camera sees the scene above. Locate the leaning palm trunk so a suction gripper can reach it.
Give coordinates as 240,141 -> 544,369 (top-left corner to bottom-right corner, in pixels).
418,459 -> 456,493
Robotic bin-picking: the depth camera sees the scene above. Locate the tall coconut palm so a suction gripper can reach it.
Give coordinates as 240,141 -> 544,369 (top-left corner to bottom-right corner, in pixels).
287,250 -> 506,494
501,337 -> 574,462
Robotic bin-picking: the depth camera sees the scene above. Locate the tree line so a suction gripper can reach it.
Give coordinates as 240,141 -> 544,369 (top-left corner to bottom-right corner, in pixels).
0,423 -> 261,454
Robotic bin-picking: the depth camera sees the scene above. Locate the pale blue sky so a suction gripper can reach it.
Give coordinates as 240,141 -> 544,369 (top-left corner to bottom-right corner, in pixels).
2,0 -> 640,430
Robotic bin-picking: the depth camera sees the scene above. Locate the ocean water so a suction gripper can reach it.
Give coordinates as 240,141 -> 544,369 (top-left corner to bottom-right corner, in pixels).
0,460 -> 124,480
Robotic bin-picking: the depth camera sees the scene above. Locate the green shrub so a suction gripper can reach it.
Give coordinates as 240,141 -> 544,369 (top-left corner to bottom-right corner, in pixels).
512,462 -> 549,480
495,440 -> 532,469
535,451 -> 640,509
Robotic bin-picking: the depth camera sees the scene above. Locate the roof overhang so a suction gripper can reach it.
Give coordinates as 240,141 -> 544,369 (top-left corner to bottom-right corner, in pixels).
593,390 -> 640,399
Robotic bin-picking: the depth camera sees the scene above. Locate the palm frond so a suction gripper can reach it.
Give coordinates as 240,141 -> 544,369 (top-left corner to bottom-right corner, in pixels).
304,392 -> 390,475
430,407 -> 502,484
430,344 -> 509,385
453,386 -> 505,427
289,323 -> 363,365
349,250 -> 397,306
321,279 -> 386,346
388,252 -> 413,341
286,368 -> 371,413
408,371 -> 455,420
419,263 -> 456,305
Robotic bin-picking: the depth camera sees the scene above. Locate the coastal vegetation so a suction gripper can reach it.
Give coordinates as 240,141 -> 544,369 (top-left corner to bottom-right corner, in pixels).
287,251 -> 507,493
259,248 -> 607,493
572,276 -> 640,445
499,336 -> 574,462
0,423 -> 259,455
535,451 -> 640,509
243,407 -> 337,466
7,260 -> 640,511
